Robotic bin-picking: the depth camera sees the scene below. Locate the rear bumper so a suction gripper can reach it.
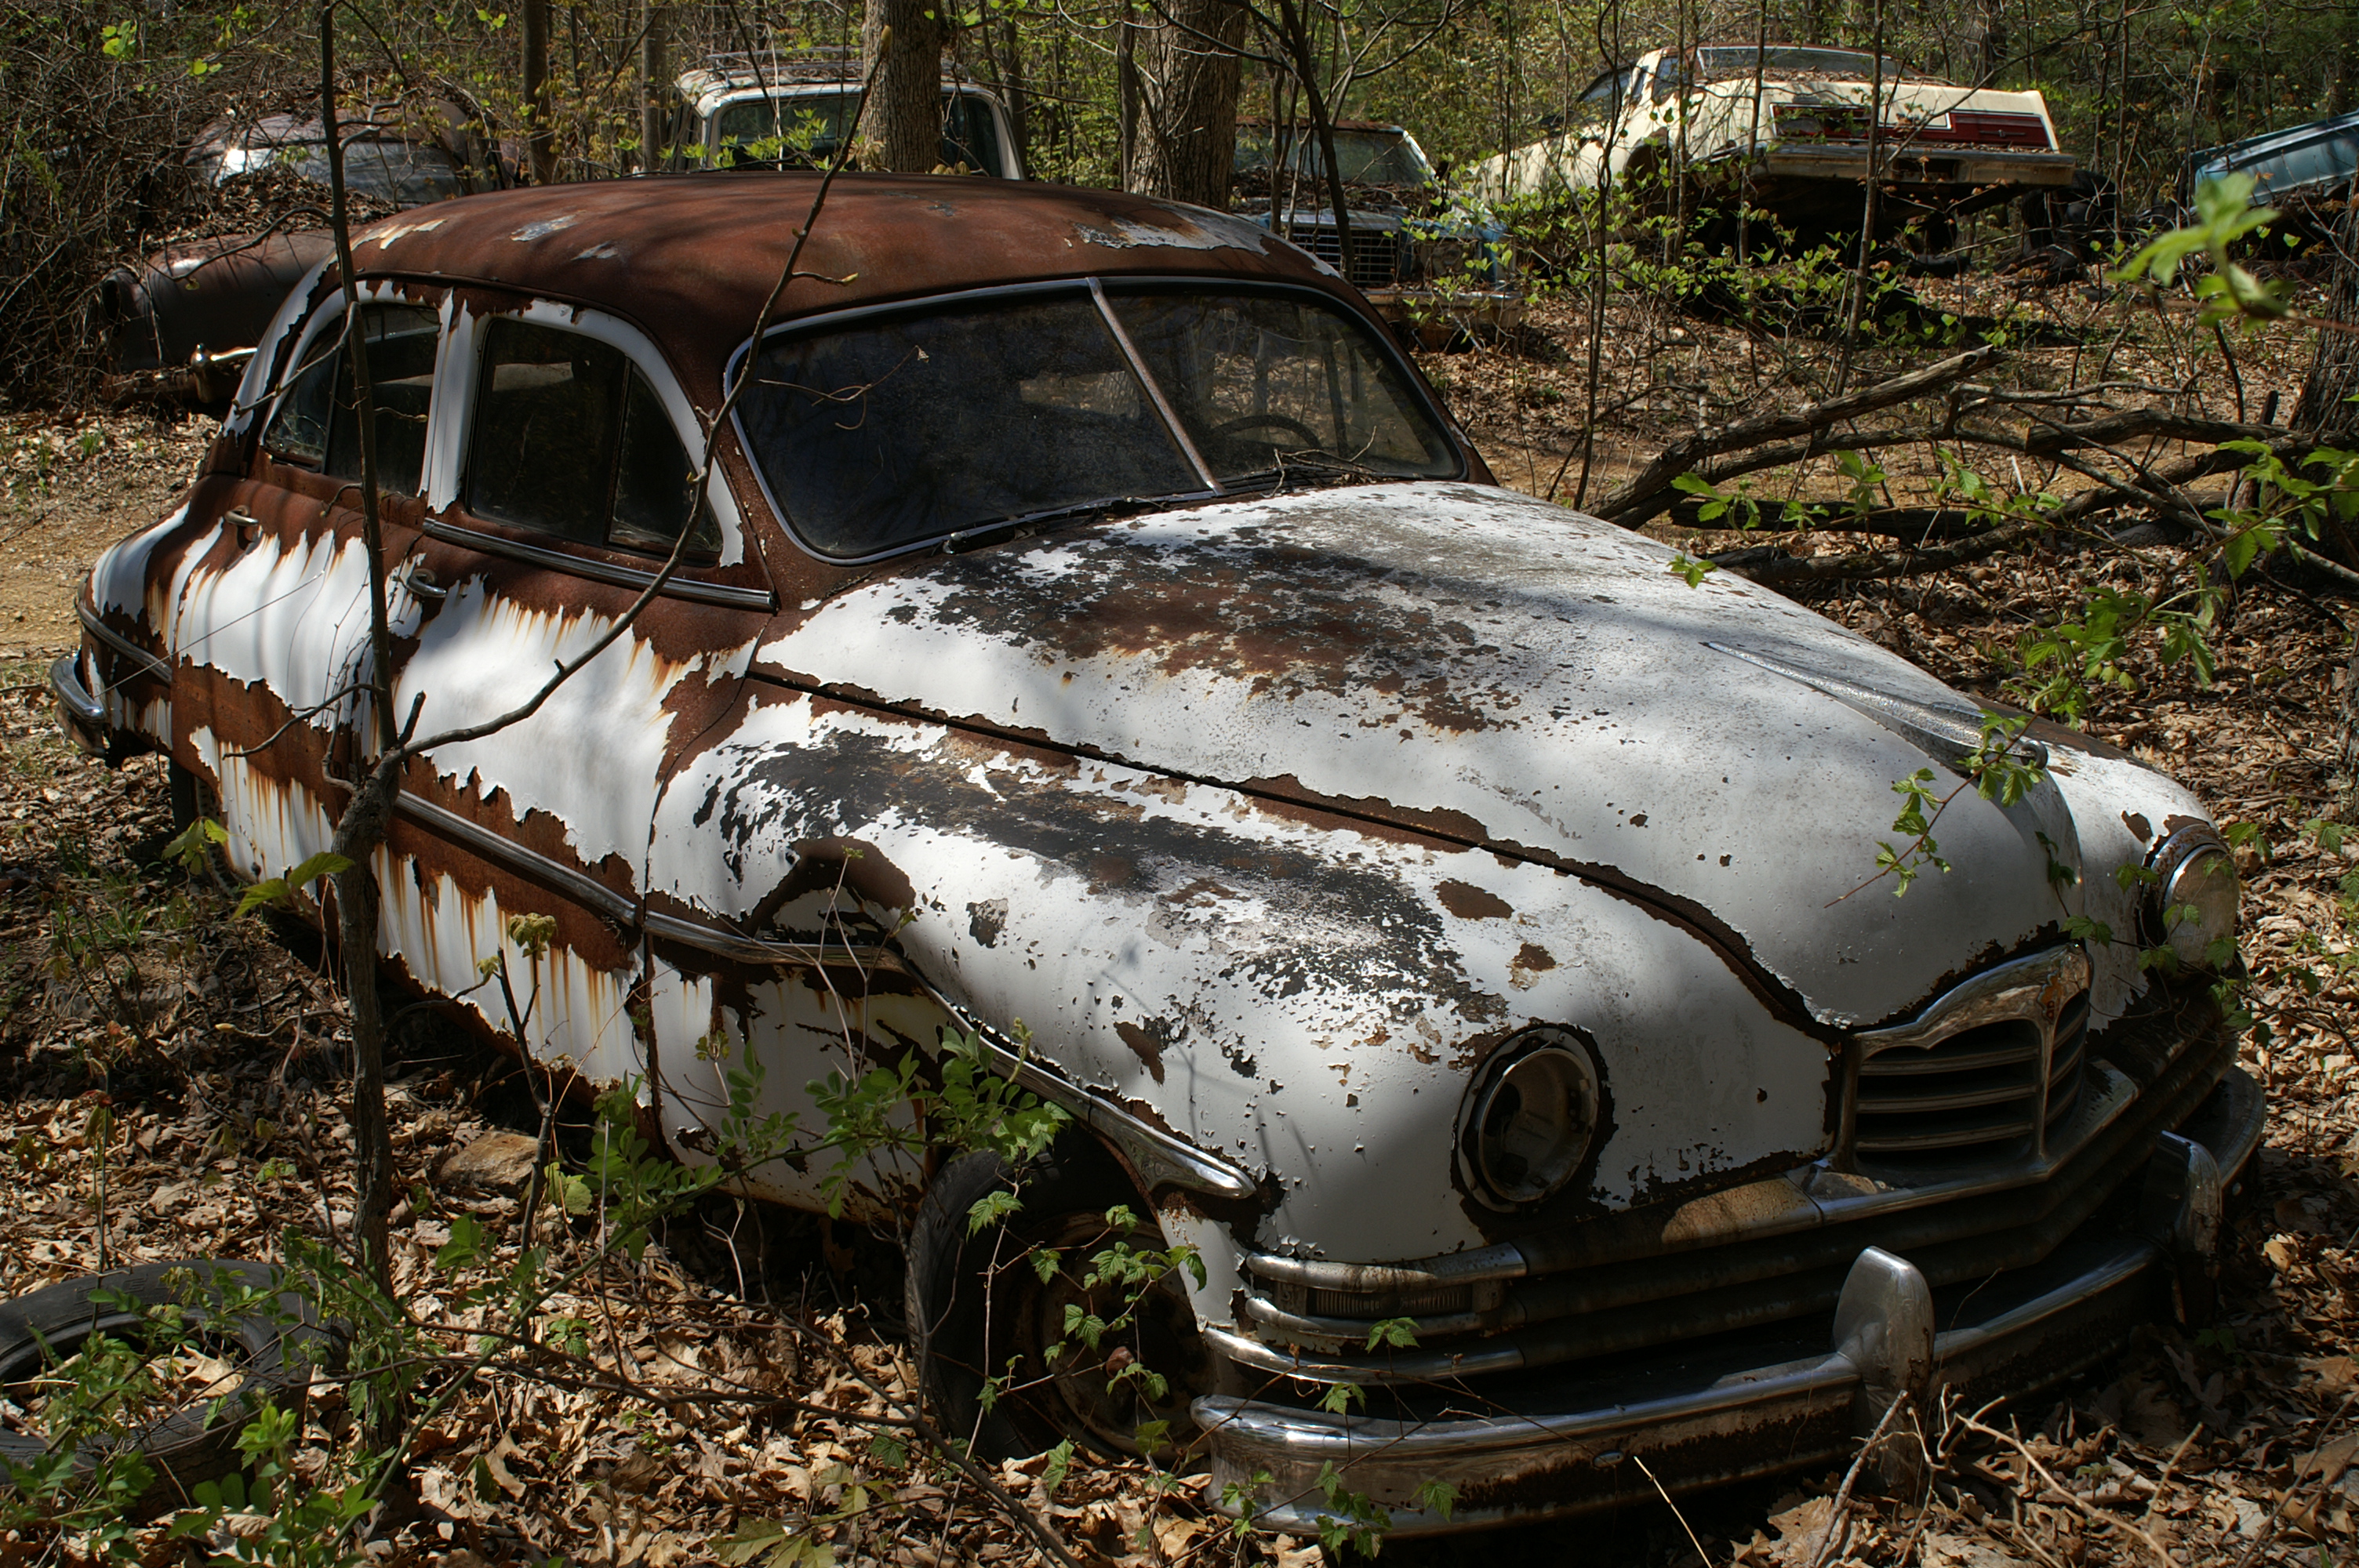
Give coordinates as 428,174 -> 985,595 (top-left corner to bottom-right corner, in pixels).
1756,145 -> 2078,188
1195,1065 -> 2263,1535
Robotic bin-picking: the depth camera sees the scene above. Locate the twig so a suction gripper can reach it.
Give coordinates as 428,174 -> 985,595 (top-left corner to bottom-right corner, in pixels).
1810,1392 -> 1911,1568
1959,1414 -> 2176,1568
1629,1451 -> 1710,1566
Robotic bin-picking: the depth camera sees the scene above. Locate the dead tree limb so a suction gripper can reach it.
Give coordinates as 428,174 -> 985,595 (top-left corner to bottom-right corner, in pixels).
1590,343 -> 2006,521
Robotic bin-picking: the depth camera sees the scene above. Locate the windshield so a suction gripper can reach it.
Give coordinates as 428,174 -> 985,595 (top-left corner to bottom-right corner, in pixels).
1694,47 -> 1910,81
1233,128 -> 1435,188
736,285 -> 1459,559
218,136 -> 465,205
713,88 -> 1004,174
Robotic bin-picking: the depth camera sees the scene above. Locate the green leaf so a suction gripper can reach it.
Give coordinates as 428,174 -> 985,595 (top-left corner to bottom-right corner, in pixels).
1667,551 -> 1717,588
1366,1316 -> 1419,1352
1040,1437 -> 1074,1496
436,1212 -> 485,1271
234,850 -> 353,916
965,1188 -> 1021,1236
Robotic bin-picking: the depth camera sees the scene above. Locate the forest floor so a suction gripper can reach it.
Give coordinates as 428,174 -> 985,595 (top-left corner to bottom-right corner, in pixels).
1,267 -> 2356,1566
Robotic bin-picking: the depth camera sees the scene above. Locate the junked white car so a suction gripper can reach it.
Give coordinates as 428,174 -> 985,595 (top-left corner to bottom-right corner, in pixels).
53,172 -> 2252,1534
1474,45 -> 2077,249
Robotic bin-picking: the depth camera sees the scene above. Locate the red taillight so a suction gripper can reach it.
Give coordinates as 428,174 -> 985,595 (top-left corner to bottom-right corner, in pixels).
1938,111 -> 2051,149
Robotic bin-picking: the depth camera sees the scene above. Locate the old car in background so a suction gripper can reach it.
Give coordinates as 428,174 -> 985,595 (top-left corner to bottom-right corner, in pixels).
1474,45 -> 2076,252
2179,108 -> 2359,252
96,227 -> 338,406
666,48 -> 1021,177
56,171 -> 2255,1534
2189,107 -> 2359,209
1233,118 -> 1521,345
98,103 -> 500,405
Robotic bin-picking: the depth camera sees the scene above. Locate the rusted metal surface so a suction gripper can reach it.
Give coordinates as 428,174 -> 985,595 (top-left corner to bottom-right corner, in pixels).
98,230 -> 340,400
60,174 -> 2255,1531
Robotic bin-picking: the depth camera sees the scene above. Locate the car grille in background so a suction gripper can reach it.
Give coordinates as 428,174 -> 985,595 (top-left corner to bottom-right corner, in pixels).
1282,223 -> 1405,289
1856,989 -> 2088,1168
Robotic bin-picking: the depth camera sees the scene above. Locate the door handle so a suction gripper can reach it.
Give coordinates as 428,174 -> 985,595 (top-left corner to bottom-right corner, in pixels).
405,565 -> 447,601
224,508 -> 260,545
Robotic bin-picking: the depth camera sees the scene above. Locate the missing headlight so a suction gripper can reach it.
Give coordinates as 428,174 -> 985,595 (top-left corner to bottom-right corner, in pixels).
1457,1026 -> 1601,1210
2147,824 -> 2240,969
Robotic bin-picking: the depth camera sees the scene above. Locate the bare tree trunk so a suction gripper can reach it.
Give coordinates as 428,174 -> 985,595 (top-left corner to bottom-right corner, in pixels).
1118,0 -> 1140,191
522,0 -> 556,183
1128,0 -> 1246,208
1270,0 -> 1351,279
2295,184 -> 2359,445
861,0 -> 949,172
641,0 -> 667,173
319,0 -> 400,1311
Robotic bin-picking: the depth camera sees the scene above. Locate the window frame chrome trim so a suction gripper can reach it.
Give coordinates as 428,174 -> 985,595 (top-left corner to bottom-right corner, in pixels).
417,517 -> 777,609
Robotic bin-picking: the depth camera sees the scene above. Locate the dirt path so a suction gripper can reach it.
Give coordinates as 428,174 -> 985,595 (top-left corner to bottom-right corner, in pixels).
0,413 -> 212,660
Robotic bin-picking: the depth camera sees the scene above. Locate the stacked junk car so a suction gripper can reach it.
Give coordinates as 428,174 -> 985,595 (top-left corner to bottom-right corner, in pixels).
53,170 -> 2258,1533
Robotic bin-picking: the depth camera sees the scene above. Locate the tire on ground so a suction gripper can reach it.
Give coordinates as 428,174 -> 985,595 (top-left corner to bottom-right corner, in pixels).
0,1259 -> 330,1515
906,1144 -> 1214,1461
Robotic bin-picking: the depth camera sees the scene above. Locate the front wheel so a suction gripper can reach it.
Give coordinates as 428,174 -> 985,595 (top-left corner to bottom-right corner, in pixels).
906,1148 -> 1214,1460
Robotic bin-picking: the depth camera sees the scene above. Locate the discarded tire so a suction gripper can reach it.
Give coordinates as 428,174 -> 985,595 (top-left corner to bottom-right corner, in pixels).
0,1260 -> 329,1515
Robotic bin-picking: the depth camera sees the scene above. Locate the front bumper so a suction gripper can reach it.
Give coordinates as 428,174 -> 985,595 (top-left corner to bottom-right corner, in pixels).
49,652 -> 112,758
1195,1065 -> 2263,1535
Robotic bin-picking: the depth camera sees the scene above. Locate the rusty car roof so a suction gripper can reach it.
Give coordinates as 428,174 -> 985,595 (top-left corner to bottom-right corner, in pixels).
347,174 -> 1345,393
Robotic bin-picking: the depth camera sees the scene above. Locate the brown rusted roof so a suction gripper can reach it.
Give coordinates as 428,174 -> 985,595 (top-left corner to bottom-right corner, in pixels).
349,173 -> 1343,397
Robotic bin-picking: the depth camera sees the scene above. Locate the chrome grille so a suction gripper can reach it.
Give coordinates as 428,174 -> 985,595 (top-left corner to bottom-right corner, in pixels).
1284,223 -> 1404,289
1854,947 -> 2092,1170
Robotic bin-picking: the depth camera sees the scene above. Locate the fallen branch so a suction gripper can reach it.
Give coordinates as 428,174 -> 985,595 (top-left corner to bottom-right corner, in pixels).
1589,343 -> 2008,519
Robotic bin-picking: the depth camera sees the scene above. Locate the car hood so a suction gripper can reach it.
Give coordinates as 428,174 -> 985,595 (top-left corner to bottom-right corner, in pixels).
749,481 -> 2071,1028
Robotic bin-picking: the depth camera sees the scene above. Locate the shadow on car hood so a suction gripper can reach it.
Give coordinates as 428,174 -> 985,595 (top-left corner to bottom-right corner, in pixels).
750,481 -> 2070,1027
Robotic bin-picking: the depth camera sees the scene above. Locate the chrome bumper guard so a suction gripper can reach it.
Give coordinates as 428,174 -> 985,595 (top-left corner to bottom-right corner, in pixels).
1194,1067 -> 2263,1537
49,653 -> 111,758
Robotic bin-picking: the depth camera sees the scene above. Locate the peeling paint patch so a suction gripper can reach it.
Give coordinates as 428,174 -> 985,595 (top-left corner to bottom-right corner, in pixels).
510,214 -> 580,241
1436,880 -> 1513,920
1072,211 -> 1279,256
368,216 -> 447,249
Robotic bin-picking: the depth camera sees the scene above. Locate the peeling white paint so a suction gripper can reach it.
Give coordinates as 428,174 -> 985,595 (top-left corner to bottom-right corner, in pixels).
396,580 -> 694,873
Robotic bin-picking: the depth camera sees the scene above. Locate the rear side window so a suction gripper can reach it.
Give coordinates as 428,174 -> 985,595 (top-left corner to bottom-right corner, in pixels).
467,318 -> 718,557
263,303 -> 438,496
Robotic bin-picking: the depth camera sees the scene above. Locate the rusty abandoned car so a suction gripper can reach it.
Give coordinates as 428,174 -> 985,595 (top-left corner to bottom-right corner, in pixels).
52,173 -> 2257,1533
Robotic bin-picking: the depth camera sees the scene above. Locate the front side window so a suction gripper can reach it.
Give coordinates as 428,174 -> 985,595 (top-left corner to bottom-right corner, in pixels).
467,318 -> 719,556
262,302 -> 438,497
736,285 -> 1459,561
1110,292 -> 1455,487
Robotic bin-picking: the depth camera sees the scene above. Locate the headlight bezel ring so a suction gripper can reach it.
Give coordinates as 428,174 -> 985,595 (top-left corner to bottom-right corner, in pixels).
2144,822 -> 2241,971
1454,1025 -> 1606,1213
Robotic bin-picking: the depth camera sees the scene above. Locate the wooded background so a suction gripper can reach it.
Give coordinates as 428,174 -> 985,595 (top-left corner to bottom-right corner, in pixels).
5,0 -> 2356,406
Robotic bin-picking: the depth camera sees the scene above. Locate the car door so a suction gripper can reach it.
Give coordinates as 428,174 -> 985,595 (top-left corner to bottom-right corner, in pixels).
381,298 -> 776,1094
171,290 -> 441,895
